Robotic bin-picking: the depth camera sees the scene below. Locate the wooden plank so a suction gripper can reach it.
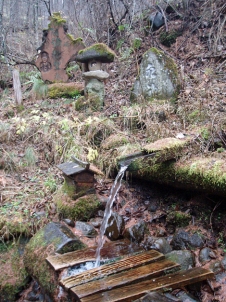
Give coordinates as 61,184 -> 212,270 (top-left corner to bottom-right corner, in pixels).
46,239 -> 143,271
70,259 -> 180,299
61,250 -> 165,289
79,267 -> 214,302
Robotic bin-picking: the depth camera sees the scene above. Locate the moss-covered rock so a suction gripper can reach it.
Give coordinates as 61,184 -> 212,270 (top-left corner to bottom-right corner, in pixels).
47,82 -> 83,99
159,30 -> 182,47
167,210 -> 191,228
128,155 -> 226,196
131,47 -> 181,101
23,222 -> 85,299
101,134 -> 130,150
76,43 -> 116,63
0,241 -> 29,302
55,193 -> 101,221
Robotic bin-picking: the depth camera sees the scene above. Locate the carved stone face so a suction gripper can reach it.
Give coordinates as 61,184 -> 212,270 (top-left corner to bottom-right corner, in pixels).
40,52 -> 51,72
88,60 -> 102,71
42,52 -> 48,62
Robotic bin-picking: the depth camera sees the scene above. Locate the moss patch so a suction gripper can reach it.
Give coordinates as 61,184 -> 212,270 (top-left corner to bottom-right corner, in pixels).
167,210 -> 191,228
129,155 -> 226,196
101,134 -> 130,150
66,34 -> 83,44
0,243 -> 29,301
49,12 -> 66,27
55,193 -> 101,221
23,223 -> 85,298
159,30 -> 182,47
48,82 -> 83,99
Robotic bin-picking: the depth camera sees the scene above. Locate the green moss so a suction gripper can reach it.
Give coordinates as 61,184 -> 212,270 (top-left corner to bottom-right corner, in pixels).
77,43 -> 115,63
48,83 -> 82,99
49,12 -> 66,27
101,134 -> 130,150
75,96 -> 88,111
79,43 -> 115,57
0,245 -> 29,302
200,127 -> 210,140
167,211 -> 191,227
159,30 -> 182,47
23,228 -> 58,296
62,178 -> 76,198
132,38 -> 142,50
66,34 -> 84,45
56,194 -> 101,221
128,156 -> 226,196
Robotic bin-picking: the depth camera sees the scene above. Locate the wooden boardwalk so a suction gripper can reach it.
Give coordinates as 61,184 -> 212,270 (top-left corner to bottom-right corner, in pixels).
46,240 -> 214,302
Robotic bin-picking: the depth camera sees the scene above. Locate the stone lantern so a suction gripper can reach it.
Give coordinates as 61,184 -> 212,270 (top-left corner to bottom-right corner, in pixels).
75,43 -> 115,110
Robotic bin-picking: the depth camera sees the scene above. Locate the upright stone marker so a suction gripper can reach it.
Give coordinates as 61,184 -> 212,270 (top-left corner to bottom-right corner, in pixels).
131,47 -> 181,101
35,12 -> 85,82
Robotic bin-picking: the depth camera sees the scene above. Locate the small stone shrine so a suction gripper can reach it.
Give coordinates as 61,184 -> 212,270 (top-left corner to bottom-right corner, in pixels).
57,156 -> 103,197
35,12 -> 85,82
75,43 -> 115,110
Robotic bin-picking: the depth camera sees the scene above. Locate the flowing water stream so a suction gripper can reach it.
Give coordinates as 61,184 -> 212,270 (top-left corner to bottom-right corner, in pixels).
95,165 -> 128,267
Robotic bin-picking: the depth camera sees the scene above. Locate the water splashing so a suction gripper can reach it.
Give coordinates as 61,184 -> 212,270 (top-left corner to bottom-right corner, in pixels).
95,165 -> 128,267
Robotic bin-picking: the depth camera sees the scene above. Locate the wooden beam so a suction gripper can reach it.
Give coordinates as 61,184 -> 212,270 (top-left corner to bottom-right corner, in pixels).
79,267 -> 214,302
70,259 -> 179,299
46,239 -> 143,271
61,250 -> 165,290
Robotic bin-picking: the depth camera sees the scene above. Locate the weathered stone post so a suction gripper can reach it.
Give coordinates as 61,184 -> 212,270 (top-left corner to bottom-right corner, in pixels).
75,43 -> 115,110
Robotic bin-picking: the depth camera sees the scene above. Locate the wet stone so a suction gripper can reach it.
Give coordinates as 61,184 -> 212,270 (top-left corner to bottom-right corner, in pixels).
63,218 -> 75,227
176,290 -> 199,302
89,217 -> 103,228
199,247 -> 211,263
171,229 -> 204,250
166,250 -> 194,270
105,212 -> 125,240
209,260 -> 222,274
151,237 -> 172,254
75,221 -> 98,237
124,220 -> 147,243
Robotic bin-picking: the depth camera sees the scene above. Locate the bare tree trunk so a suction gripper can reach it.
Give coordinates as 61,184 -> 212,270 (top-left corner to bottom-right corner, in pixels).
13,68 -> 22,106
0,0 -> 4,50
33,0 -> 39,49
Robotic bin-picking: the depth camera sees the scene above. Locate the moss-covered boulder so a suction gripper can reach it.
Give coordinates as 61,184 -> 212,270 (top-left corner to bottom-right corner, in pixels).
55,193 -> 101,221
128,155 -> 226,196
131,47 -> 180,101
47,82 -> 83,99
23,222 -> 85,299
101,134 -> 130,150
76,43 -> 115,63
0,240 -> 29,302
